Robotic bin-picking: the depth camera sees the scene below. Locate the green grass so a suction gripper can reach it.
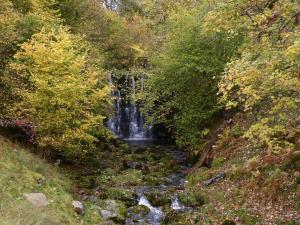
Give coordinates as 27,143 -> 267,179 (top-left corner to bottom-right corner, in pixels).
0,136 -> 103,225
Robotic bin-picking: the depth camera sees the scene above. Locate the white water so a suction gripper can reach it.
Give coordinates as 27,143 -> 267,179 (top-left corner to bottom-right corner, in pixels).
107,75 -> 152,140
171,195 -> 185,211
138,195 -> 164,225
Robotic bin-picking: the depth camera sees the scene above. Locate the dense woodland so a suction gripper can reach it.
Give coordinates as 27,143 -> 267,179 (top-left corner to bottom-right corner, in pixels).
0,0 -> 299,225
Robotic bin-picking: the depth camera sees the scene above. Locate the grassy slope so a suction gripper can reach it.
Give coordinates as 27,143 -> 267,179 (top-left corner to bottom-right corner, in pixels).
0,135 -> 103,225
185,113 -> 300,225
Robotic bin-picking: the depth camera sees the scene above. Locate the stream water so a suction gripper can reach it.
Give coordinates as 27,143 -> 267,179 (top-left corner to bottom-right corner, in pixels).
107,75 -> 191,225
124,148 -> 190,225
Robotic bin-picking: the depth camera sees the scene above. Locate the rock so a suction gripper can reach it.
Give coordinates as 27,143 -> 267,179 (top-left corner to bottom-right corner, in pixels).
144,191 -> 172,207
99,200 -> 127,223
23,193 -> 48,207
123,161 -> 146,170
126,205 -> 150,224
88,195 -> 98,203
72,200 -> 84,215
129,205 -> 150,215
203,172 -> 226,186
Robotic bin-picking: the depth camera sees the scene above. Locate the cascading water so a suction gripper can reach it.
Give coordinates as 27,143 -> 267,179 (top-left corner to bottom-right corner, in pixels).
138,194 -> 164,225
107,75 -> 152,140
123,148 -> 192,225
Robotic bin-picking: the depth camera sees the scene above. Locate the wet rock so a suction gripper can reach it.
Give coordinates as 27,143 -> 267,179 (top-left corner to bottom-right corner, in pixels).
72,200 -> 84,215
99,200 -> 127,223
165,173 -> 186,187
126,205 -> 150,224
203,172 -> 226,186
23,193 -> 48,207
144,191 -> 172,207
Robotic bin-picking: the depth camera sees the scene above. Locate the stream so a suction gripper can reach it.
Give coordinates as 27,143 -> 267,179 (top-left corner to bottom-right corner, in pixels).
107,75 -> 193,225
125,146 -> 192,225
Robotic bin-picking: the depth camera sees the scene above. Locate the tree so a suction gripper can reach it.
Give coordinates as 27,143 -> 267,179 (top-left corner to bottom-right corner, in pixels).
10,27 -> 111,156
218,0 -> 300,154
143,5 -> 243,150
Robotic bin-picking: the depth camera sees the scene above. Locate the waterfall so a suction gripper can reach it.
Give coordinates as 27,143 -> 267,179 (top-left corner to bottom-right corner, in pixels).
107,75 -> 152,140
138,195 -> 164,225
107,74 -> 122,137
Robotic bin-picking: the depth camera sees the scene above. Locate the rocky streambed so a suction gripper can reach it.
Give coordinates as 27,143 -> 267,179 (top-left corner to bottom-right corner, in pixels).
72,143 -> 206,225
125,150 -> 192,225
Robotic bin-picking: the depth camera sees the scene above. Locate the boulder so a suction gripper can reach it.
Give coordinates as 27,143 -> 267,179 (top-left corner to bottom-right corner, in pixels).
72,200 -> 84,215
99,200 -> 127,223
23,193 -> 48,207
203,172 -> 226,186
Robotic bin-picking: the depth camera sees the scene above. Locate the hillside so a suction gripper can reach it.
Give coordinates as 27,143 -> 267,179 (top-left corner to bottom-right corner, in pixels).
0,135 -> 103,225
177,113 -> 300,225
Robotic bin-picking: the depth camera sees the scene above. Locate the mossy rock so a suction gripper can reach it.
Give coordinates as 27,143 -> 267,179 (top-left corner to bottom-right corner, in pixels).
178,191 -> 205,207
144,191 -> 172,207
129,205 -> 150,214
163,210 -> 200,225
105,188 -> 136,207
99,200 -> 127,223
126,205 -> 150,224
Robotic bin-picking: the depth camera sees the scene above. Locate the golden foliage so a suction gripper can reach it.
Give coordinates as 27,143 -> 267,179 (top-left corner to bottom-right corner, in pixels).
10,27 -> 111,154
